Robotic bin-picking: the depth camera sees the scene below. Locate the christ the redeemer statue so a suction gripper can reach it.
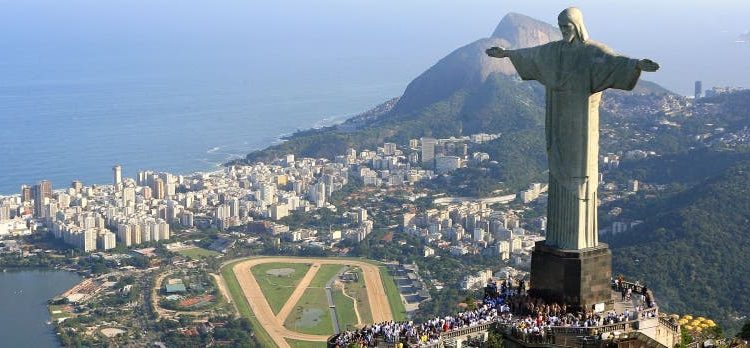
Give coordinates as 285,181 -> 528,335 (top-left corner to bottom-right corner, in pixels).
486,7 -> 659,250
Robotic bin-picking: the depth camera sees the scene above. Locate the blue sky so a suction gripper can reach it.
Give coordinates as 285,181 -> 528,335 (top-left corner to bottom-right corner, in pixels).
0,0 -> 748,94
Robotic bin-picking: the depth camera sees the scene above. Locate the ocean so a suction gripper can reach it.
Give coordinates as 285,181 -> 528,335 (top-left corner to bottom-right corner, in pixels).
0,52 -> 410,195
1,1 -> 748,195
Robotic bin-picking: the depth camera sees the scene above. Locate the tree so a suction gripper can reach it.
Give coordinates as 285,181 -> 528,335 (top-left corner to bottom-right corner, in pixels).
678,327 -> 694,348
738,320 -> 750,340
484,327 -> 505,347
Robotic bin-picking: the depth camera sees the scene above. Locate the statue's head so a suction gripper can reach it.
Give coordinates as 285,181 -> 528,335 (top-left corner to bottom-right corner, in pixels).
558,7 -> 589,43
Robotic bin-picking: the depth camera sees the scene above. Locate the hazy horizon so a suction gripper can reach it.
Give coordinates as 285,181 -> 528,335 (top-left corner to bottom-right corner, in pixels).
0,1 -> 748,193
1,1 -> 748,95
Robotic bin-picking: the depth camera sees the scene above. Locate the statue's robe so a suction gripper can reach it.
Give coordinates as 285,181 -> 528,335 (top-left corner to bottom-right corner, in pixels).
508,40 -> 641,250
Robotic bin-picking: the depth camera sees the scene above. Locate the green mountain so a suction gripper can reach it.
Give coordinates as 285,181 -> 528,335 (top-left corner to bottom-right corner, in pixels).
603,148 -> 750,334
234,13 -> 670,190
600,89 -> 750,334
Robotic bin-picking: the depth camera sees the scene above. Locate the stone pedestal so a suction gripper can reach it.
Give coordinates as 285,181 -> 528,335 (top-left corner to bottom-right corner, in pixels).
529,241 -> 612,311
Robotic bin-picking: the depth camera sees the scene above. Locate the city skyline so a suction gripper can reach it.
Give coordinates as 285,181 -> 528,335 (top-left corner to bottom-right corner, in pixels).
1,1 -> 749,195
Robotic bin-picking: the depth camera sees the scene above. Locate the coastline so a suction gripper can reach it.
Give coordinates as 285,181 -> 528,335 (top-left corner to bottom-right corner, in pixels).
0,110 -> 355,197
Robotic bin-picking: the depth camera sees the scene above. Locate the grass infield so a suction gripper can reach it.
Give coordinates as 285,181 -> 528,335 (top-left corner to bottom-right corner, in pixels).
309,264 -> 345,288
250,262 -> 311,315
332,288 -> 358,330
285,338 -> 327,348
283,288 -> 333,335
342,267 -> 373,324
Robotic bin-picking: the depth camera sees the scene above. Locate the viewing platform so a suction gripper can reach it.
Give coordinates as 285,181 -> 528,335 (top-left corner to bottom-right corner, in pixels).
327,281 -> 681,348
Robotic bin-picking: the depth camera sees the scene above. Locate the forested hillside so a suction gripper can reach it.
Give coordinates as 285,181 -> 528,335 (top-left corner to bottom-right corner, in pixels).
604,152 -> 750,334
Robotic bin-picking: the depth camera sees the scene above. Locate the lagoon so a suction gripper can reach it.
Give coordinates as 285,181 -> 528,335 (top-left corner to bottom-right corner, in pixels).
0,270 -> 82,348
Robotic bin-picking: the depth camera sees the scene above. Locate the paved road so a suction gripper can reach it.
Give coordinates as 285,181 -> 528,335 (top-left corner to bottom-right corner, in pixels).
229,257 -> 394,348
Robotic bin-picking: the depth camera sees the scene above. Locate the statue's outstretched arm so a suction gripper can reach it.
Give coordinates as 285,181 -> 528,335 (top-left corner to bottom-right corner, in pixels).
636,58 -> 660,72
486,47 -> 512,59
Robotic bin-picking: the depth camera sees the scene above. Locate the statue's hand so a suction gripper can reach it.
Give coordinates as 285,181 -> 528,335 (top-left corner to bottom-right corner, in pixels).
486,46 -> 508,58
637,59 -> 660,72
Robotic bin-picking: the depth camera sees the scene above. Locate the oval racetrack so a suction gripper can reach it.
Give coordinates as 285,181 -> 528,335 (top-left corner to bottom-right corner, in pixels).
230,257 -> 394,348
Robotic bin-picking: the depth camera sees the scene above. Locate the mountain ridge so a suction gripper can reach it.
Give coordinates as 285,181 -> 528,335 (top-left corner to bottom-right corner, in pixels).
388,12 -> 561,117
235,12 -> 673,167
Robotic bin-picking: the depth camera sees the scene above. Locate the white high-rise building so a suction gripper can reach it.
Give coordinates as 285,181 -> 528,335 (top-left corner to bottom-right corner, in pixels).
261,184 -> 276,205
473,228 -> 486,242
357,208 -> 368,225
79,229 -> 97,252
216,204 -> 231,220
0,204 -> 11,220
180,211 -> 194,227
421,137 -> 437,167
383,143 -> 397,156
57,193 -> 71,209
98,231 -> 116,250
131,223 -> 142,245
270,204 -> 289,220
158,220 -> 170,240
122,187 -> 136,205
435,155 -> 461,174
117,223 -> 132,247
141,222 -> 151,243
113,165 -> 122,189
229,198 -> 240,217
149,222 -> 160,241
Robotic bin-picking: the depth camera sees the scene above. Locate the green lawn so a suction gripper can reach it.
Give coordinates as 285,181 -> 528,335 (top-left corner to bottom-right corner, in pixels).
250,262 -> 311,315
309,264 -> 346,288
342,268 -> 373,324
283,288 -> 334,335
332,288 -> 358,330
220,260 -> 275,348
285,338 -> 327,348
176,247 -> 220,258
48,304 -> 74,322
379,266 -> 408,321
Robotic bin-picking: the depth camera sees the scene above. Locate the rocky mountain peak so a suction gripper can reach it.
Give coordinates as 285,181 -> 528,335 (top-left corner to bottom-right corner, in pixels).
491,12 -> 561,49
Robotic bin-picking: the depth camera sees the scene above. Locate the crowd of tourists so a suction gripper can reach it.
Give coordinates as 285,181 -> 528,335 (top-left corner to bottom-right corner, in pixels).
328,278 -> 654,347
329,302 -> 507,347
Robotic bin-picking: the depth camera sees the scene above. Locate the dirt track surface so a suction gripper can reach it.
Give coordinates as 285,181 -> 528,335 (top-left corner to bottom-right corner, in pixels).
211,273 -> 232,305
231,257 -> 393,348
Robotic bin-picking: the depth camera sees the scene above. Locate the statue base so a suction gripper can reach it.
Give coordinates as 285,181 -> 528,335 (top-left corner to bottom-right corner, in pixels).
529,241 -> 612,311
